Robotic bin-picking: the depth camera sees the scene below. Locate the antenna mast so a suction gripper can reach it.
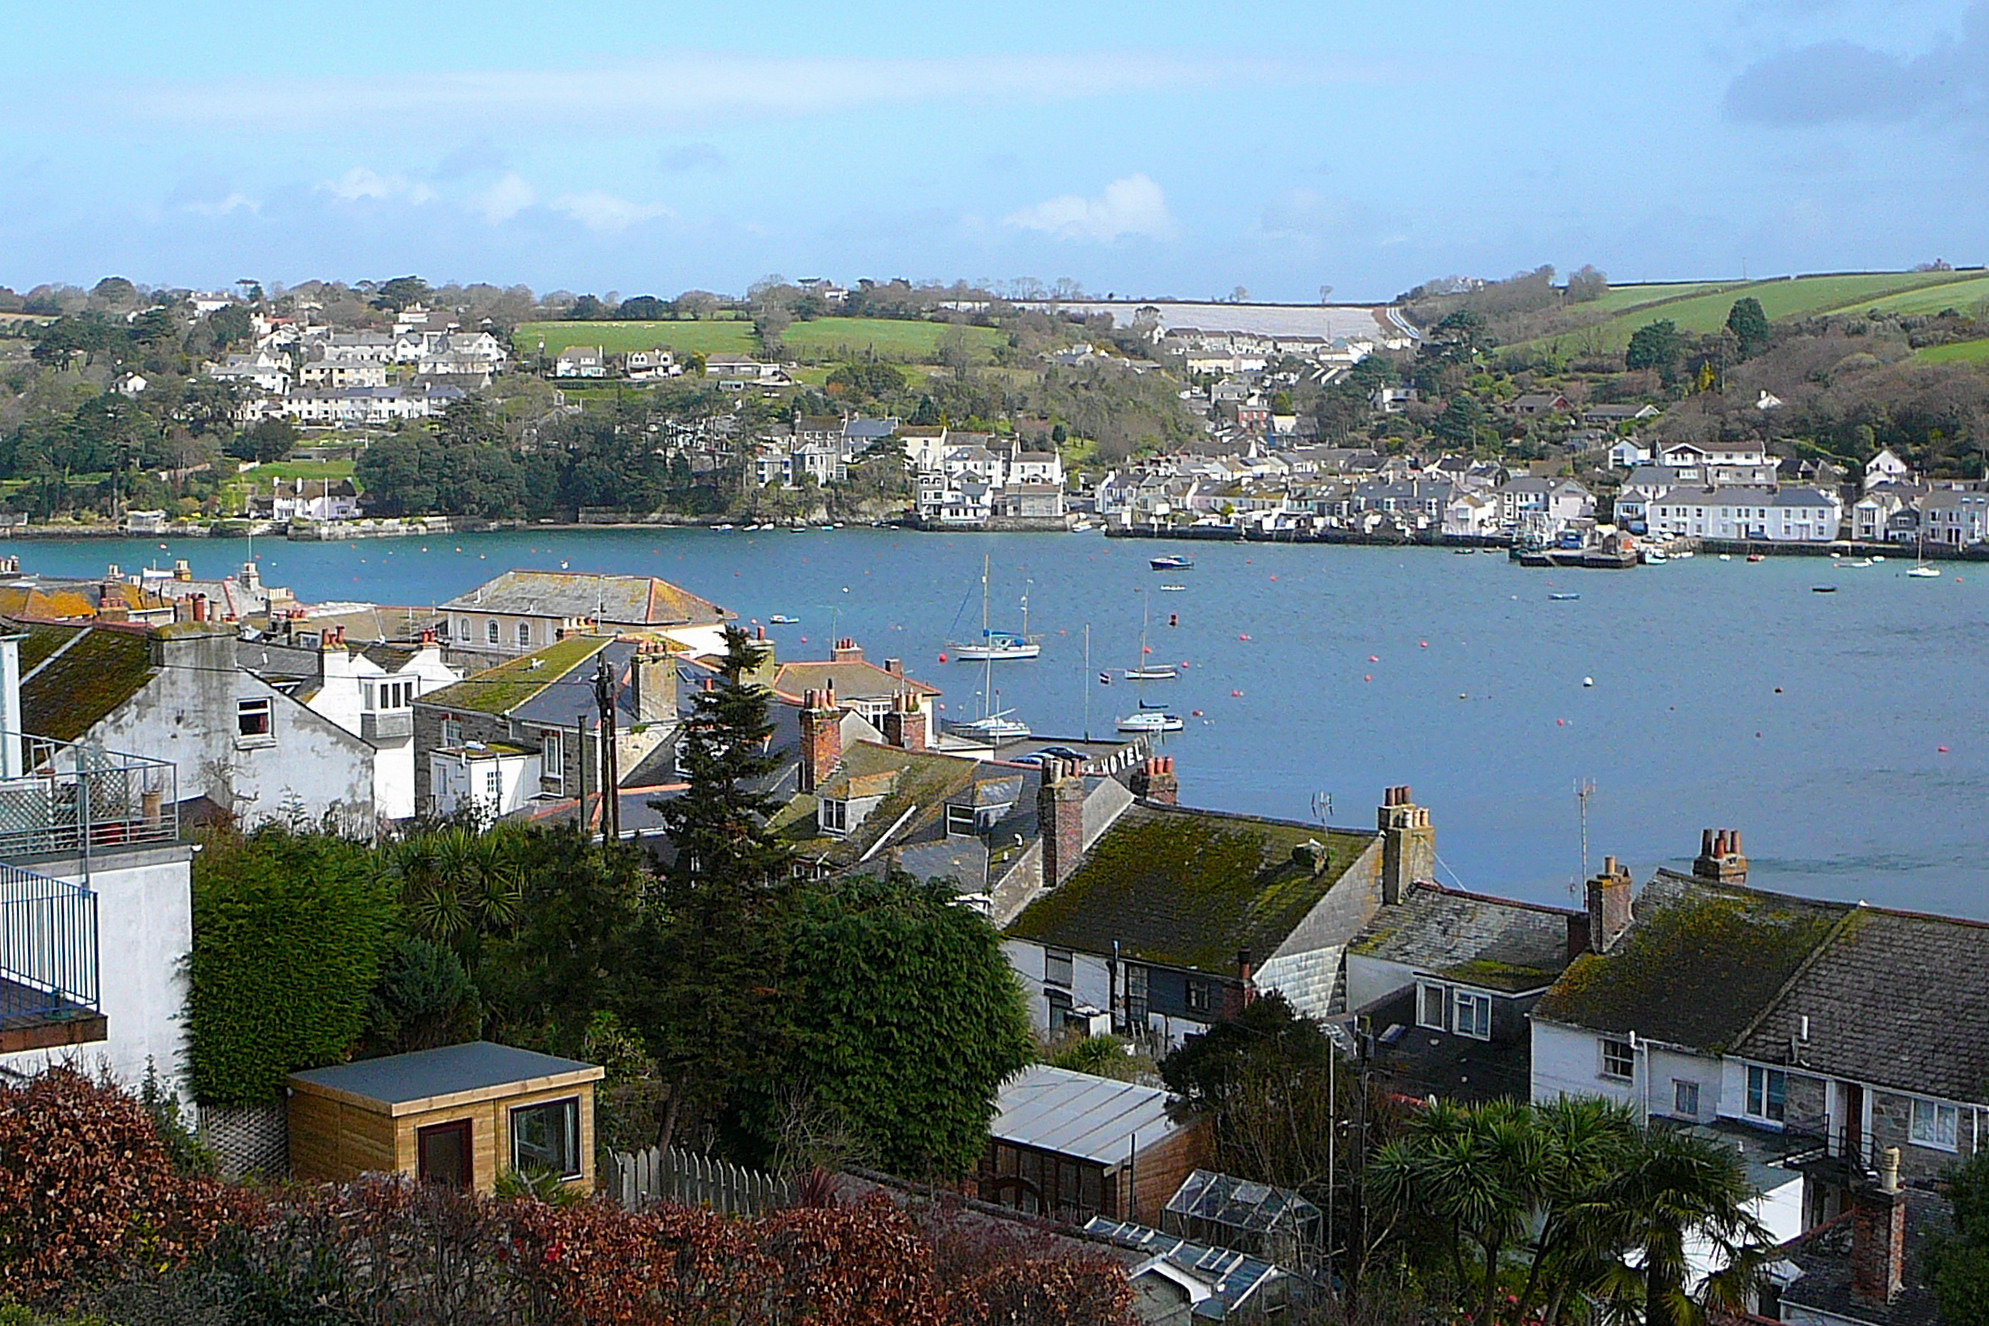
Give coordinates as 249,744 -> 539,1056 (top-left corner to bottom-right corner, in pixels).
1575,778 -> 1596,887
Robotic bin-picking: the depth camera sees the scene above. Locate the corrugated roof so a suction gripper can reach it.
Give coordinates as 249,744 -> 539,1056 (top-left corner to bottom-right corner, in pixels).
990,1064 -> 1184,1165
289,1041 -> 599,1106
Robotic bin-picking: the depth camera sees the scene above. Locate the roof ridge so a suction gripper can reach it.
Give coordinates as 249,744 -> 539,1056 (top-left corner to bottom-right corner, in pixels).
17,623 -> 91,685
1726,904 -> 1868,1052
1139,801 -> 1375,837
1414,880 -> 1583,919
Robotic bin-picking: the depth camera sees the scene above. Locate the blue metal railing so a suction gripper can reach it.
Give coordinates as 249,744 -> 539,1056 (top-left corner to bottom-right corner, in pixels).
0,733 -> 178,865
0,863 -> 98,1025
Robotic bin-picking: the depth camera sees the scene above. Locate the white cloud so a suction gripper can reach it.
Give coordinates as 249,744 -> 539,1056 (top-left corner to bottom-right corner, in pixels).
185,191 -> 258,217
473,172 -> 536,224
1005,174 -> 1176,243
318,167 -> 435,204
550,190 -> 672,233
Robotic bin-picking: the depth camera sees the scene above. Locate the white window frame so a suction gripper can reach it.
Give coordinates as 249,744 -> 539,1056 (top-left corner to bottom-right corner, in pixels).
1044,947 -> 1073,988
483,766 -> 502,806
1744,1064 -> 1788,1123
540,729 -> 564,791
1453,990 -> 1492,1041
1600,1037 -> 1635,1082
945,803 -> 977,837
1673,1078 -> 1701,1119
236,697 -> 274,744
440,718 -> 462,748
819,798 -> 848,835
1911,1097 -> 1960,1151
1416,982 -> 1446,1031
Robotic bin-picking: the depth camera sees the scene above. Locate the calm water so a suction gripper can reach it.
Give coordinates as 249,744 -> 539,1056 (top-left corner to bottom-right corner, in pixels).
25,529 -> 1989,917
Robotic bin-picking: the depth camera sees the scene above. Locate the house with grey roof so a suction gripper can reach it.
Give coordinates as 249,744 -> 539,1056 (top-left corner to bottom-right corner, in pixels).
439,569 -> 733,660
1643,485 -> 1843,543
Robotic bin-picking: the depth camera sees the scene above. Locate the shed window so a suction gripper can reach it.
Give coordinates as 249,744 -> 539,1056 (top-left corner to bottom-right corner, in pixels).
1454,991 -> 1491,1040
1417,983 -> 1446,1031
1186,979 -> 1212,1015
1600,1038 -> 1635,1081
1912,1099 -> 1959,1151
237,697 -> 273,739
510,1096 -> 581,1180
1745,1065 -> 1787,1122
484,768 -> 501,804
1044,948 -> 1073,988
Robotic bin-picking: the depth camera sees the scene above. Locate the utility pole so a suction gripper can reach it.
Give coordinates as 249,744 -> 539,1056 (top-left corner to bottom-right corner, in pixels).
593,654 -> 619,841
1575,778 -> 1596,887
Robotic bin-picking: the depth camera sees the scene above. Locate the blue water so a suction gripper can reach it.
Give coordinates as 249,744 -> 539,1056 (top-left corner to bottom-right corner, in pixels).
25,529 -> 1989,917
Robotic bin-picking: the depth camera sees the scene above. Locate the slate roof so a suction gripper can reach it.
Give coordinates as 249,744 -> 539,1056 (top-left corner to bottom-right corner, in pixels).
439,570 -> 732,627
11,621 -> 157,742
771,740 -> 984,869
1349,882 -> 1580,993
1780,1189 -> 1946,1326
1533,871 -> 1849,1052
1733,905 -> 1989,1104
769,658 -> 940,702
990,1064 -> 1187,1165
1005,804 -> 1375,974
418,634 -> 610,716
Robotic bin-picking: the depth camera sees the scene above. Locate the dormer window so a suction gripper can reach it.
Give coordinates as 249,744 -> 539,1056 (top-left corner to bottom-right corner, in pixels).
819,798 -> 848,835
945,804 -> 977,837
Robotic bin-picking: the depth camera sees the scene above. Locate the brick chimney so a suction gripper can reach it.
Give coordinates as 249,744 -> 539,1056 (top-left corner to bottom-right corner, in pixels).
798,683 -> 841,792
1851,1147 -> 1907,1308
1585,855 -> 1635,954
881,691 -> 927,752
830,637 -> 863,663
883,657 -> 903,676
1692,828 -> 1749,885
1129,755 -> 1179,805
1377,785 -> 1434,905
1039,759 -> 1086,888
630,640 -> 677,725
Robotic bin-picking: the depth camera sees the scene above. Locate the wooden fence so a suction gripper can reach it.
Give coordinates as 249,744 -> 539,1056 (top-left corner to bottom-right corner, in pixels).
605,1146 -> 796,1217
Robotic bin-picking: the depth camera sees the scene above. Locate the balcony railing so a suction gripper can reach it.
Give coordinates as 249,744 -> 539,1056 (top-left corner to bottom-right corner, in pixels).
0,862 -> 99,1040
0,734 -> 178,865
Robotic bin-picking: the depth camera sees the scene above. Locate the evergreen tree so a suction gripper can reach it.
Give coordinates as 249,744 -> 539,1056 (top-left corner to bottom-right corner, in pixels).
1931,1149 -> 1989,1326
1626,319 -> 1683,376
634,627 -> 792,1152
1726,296 -> 1771,359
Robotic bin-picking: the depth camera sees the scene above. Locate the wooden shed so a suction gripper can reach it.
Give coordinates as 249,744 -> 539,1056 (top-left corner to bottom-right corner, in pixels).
286,1041 -> 604,1194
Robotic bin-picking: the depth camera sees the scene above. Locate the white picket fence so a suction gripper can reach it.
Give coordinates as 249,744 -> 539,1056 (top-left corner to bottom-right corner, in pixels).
606,1145 -> 796,1216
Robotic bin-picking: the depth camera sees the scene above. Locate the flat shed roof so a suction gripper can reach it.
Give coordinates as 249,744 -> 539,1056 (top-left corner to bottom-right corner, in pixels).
990,1064 -> 1184,1166
287,1041 -> 602,1114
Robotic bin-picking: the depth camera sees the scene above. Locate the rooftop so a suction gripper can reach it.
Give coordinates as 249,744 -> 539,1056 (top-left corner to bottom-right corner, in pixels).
439,570 -> 732,627
287,1041 -> 602,1111
1534,870 -> 1849,1052
990,1064 -> 1186,1165
417,634 -> 608,715
12,621 -> 157,742
1349,882 -> 1580,993
1005,804 -> 1375,974
1779,1189 -> 1946,1326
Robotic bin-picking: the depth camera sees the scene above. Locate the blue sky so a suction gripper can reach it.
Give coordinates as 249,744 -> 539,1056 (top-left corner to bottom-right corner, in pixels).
4,0 -> 1986,301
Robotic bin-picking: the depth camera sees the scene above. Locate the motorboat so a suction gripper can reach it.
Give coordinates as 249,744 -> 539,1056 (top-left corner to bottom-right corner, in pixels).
1117,708 -> 1185,734
1159,584 -> 1188,592
768,615 -> 799,625
1549,592 -> 1580,601
1149,554 -> 1195,571
1811,585 -> 1837,593
1641,548 -> 1668,565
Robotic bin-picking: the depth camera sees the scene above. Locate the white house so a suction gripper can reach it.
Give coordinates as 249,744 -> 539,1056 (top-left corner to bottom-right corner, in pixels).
1498,476 -> 1594,537
1919,488 -> 1989,546
1863,448 -> 1912,492
1607,438 -> 1654,469
1657,441 -> 1780,486
1644,486 -> 1842,543
553,345 -> 607,378
1443,491 -> 1501,538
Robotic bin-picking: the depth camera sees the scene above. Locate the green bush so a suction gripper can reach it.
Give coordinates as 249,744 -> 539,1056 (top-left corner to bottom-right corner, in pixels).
186,830 -> 395,1103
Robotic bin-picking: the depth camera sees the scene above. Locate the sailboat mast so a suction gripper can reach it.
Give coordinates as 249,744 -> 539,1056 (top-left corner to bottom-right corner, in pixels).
981,554 -> 994,720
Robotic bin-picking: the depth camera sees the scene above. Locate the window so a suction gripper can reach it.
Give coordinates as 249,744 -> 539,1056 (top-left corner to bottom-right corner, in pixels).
946,803 -> 977,837
517,621 -> 533,647
1912,1099 -> 1960,1151
1674,1079 -> 1701,1118
486,619 -> 500,644
1044,948 -> 1073,988
510,1097 -> 581,1180
541,730 -> 564,790
1600,1038 -> 1635,1081
484,768 -> 501,805
1745,1065 -> 1787,1122
1417,983 -> 1447,1030
1186,979 -> 1212,1015
1123,963 -> 1148,1026
237,697 -> 273,740
1454,991 -> 1492,1040
454,617 -> 470,641
819,798 -> 848,835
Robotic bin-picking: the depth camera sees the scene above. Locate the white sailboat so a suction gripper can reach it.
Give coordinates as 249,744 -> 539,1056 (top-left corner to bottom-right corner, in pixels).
1122,596 -> 1176,681
1118,595 -> 1183,733
948,566 -> 1042,660
948,555 -> 1032,743
1909,528 -> 1941,578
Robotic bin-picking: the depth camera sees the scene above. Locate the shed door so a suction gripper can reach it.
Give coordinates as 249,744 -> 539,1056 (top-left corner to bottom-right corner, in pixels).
418,1119 -> 472,1188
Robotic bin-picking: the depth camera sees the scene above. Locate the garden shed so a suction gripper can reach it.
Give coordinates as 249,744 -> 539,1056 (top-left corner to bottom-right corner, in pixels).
286,1041 -> 603,1194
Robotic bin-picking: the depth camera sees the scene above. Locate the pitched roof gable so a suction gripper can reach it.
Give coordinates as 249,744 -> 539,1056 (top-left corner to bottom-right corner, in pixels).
418,634 -> 608,715
1349,882 -> 1581,993
12,621 -> 157,742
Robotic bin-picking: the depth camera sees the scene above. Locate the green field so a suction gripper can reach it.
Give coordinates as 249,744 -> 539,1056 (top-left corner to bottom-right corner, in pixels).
1534,270 -> 1988,352
514,319 -> 758,358
244,459 -> 357,481
779,318 -> 1006,364
1581,281 -> 1745,315
1915,338 -> 1989,364
1821,273 -> 1989,318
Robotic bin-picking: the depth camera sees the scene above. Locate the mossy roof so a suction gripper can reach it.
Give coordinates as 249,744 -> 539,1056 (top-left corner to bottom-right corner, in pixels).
1534,870 -> 1851,1051
1005,804 -> 1375,974
418,634 -> 607,715
13,622 -> 157,742
1348,882 -> 1580,993
771,741 -> 982,867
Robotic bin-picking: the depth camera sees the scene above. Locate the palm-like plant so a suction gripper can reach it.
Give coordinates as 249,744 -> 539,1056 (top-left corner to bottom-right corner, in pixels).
389,823 -> 524,951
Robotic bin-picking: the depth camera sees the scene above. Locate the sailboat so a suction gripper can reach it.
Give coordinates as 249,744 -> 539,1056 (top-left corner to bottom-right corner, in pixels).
948,555 -> 1032,743
1909,528 -> 1941,578
1118,595 -> 1184,732
948,567 -> 1042,660
1122,596 -> 1176,681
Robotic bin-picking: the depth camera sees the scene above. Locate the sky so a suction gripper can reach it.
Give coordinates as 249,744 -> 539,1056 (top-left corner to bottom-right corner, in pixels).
3,0 -> 1986,302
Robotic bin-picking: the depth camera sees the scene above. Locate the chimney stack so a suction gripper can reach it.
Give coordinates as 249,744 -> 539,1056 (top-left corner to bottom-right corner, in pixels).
881,691 -> 927,752
798,683 -> 841,792
1692,828 -> 1749,885
1851,1147 -> 1907,1308
1129,755 -> 1179,806
830,637 -> 863,663
1585,855 -> 1635,954
190,593 -> 207,623
1377,785 -> 1434,905
1038,759 -> 1086,888
631,640 -> 677,725
883,658 -> 903,676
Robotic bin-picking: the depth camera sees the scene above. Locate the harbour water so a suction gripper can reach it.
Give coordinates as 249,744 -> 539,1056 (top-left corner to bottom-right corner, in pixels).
27,528 -> 1989,916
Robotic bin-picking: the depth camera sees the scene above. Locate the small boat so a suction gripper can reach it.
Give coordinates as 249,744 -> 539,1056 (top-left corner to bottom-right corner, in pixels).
952,712 -> 1032,743
1746,554 -> 1765,563
1149,554 -> 1195,571
1452,547 -> 1478,555
1159,584 -> 1188,592
1642,548 -> 1668,565
1718,554 -> 1732,562
1674,549 -> 1695,559
1117,709 -> 1185,734
769,614 -> 799,625
1123,599 -> 1175,681
947,563 -> 1042,660
712,523 -> 734,531
1812,585 -> 1837,593
1845,558 -> 1874,568
1872,555 -> 1887,563
1549,592 -> 1581,601
1909,565 -> 1942,579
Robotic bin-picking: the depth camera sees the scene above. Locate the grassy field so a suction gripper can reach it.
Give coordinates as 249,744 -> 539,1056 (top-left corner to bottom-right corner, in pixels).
1915,339 -> 1989,364
245,459 -> 357,481
1822,273 -> 1989,318
1532,270 -> 1987,352
514,319 -> 758,358
1582,281 -> 1744,315
778,318 -> 1006,364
